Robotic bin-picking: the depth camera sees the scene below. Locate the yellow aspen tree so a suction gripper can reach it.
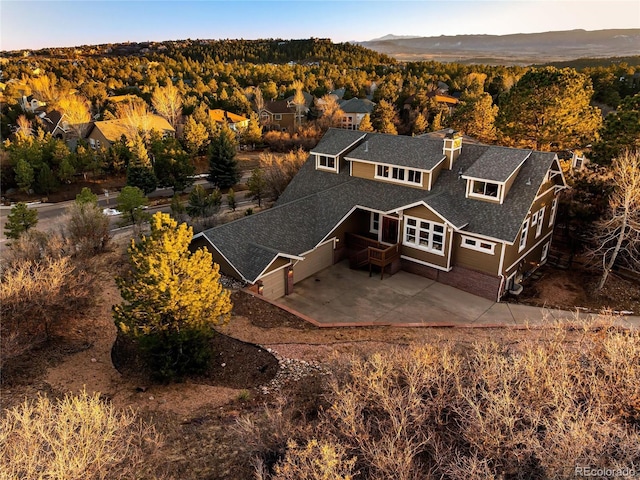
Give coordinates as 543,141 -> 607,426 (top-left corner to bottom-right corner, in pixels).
114,212 -> 232,378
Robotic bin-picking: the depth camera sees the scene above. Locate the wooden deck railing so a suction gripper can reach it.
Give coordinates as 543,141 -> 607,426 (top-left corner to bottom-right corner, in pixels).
368,243 -> 400,279
345,232 -> 400,279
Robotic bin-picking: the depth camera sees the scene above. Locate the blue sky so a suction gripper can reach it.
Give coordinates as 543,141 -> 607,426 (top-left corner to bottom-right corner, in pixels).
1,0 -> 638,51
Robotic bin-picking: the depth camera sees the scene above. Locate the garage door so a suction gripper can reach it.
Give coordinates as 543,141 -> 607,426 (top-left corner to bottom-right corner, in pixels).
294,240 -> 334,283
260,268 -> 286,300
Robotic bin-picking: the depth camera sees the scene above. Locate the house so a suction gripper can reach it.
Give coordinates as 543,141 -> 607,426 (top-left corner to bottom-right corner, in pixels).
86,114 -> 175,149
20,95 -> 46,113
403,90 -> 459,116
259,92 -> 314,131
338,98 -> 376,130
192,129 -> 566,302
37,110 -> 68,138
208,109 -> 249,131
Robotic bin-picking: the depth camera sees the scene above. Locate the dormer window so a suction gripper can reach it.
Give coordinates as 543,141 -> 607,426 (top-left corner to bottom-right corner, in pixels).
471,180 -> 499,198
375,163 -> 423,187
316,154 -> 338,173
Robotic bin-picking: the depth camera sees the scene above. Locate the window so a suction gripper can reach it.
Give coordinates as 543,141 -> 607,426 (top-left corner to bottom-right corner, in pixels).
404,217 -> 445,255
541,242 -> 550,262
535,206 -> 546,238
375,164 -> 423,186
370,212 -> 380,234
549,198 -> 558,227
461,236 -> 496,254
317,155 -> 336,170
531,211 -> 538,226
392,167 -> 405,181
518,219 -> 529,252
274,114 -> 282,120
376,164 -> 390,178
471,180 -> 499,198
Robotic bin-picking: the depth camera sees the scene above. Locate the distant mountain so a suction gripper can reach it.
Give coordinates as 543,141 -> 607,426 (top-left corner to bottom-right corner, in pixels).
368,34 -> 422,42
359,29 -> 640,65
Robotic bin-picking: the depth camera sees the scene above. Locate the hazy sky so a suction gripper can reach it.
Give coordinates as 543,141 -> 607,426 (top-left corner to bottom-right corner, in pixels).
1,0 -> 638,51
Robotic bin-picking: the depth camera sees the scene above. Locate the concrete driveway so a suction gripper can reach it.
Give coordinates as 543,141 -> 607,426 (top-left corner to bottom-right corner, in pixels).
277,261 -> 640,328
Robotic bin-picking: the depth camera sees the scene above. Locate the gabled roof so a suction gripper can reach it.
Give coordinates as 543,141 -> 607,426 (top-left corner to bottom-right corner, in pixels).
344,132 -> 445,171
90,114 -> 174,142
262,100 -> 294,115
198,130 -> 561,283
462,147 -> 531,183
209,109 -> 248,124
310,128 -> 366,156
285,91 -> 314,108
339,97 -> 376,114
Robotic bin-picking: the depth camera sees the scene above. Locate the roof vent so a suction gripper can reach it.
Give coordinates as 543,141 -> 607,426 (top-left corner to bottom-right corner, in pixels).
525,178 -> 532,186
457,167 -> 464,179
364,140 -> 369,153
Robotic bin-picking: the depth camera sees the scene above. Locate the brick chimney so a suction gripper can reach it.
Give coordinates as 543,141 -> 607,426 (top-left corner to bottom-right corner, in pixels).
443,130 -> 462,170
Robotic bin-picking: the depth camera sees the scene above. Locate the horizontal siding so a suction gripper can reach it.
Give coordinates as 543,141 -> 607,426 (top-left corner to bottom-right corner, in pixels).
263,257 -> 290,275
401,244 -> 449,269
350,161 -> 431,190
402,204 -> 445,224
453,235 -> 502,275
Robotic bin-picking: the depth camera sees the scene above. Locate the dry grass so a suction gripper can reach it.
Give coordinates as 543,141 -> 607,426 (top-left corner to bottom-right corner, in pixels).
241,319 -> 640,479
0,390 -> 162,480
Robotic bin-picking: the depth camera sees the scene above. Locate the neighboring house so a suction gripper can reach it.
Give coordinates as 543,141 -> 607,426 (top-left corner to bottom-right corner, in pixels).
192,129 -> 566,301
20,95 -> 46,113
208,109 -> 249,131
403,91 -> 459,116
338,98 -> 376,130
259,100 -> 296,131
86,114 -> 175,149
37,110 -> 68,138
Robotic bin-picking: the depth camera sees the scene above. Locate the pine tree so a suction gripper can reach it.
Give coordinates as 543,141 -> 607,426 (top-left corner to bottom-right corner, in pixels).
126,135 -> 157,194
242,111 -> 263,145
187,185 -> 222,218
358,113 -> 374,132
371,100 -> 398,135
113,212 -> 232,380
208,127 -> 240,189
412,112 -> 428,135
4,202 -> 38,240
227,188 -> 237,211
36,163 -> 57,195
14,158 -> 34,193
247,168 -> 267,207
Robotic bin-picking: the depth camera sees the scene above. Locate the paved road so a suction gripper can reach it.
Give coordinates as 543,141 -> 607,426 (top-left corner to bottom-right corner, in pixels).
0,177 -> 255,244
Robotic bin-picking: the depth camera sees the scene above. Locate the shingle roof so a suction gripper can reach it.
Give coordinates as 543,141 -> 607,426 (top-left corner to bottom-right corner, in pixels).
262,100 -> 294,115
199,130 -> 559,282
345,132 -> 445,171
310,128 -> 366,156
462,147 -> 531,183
339,97 -> 376,114
208,109 -> 248,124
92,114 -> 174,142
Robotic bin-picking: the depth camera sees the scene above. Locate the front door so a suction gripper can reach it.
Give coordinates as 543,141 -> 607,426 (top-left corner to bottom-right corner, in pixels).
381,217 -> 399,244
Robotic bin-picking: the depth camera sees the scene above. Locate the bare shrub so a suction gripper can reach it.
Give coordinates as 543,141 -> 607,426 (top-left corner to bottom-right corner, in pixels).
263,125 -> 321,152
0,390 -> 162,480
273,439 -> 357,480
66,202 -> 111,256
259,148 -> 308,200
0,232 -> 96,359
244,321 -> 640,479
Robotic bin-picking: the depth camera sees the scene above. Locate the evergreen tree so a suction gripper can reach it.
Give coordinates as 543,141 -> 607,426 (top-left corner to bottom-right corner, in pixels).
36,164 -> 57,195
450,92 -> 498,143
371,100 -> 398,135
242,111 -> 263,145
227,188 -> 237,211
4,202 -> 38,240
183,115 -> 209,155
14,158 -> 34,193
358,113 -> 374,132
496,67 -> 601,151
591,93 -> 640,166
116,186 -> 148,226
187,185 -> 222,218
126,135 -> 157,194
412,112 -> 429,135
150,136 -> 195,193
57,157 -> 76,184
75,187 -> 98,205
208,127 -> 240,189
113,212 -> 232,380
247,168 -> 267,207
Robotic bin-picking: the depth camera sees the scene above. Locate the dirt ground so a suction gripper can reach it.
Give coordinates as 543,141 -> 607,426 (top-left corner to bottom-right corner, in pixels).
2,245 -> 637,479
516,263 -> 640,314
